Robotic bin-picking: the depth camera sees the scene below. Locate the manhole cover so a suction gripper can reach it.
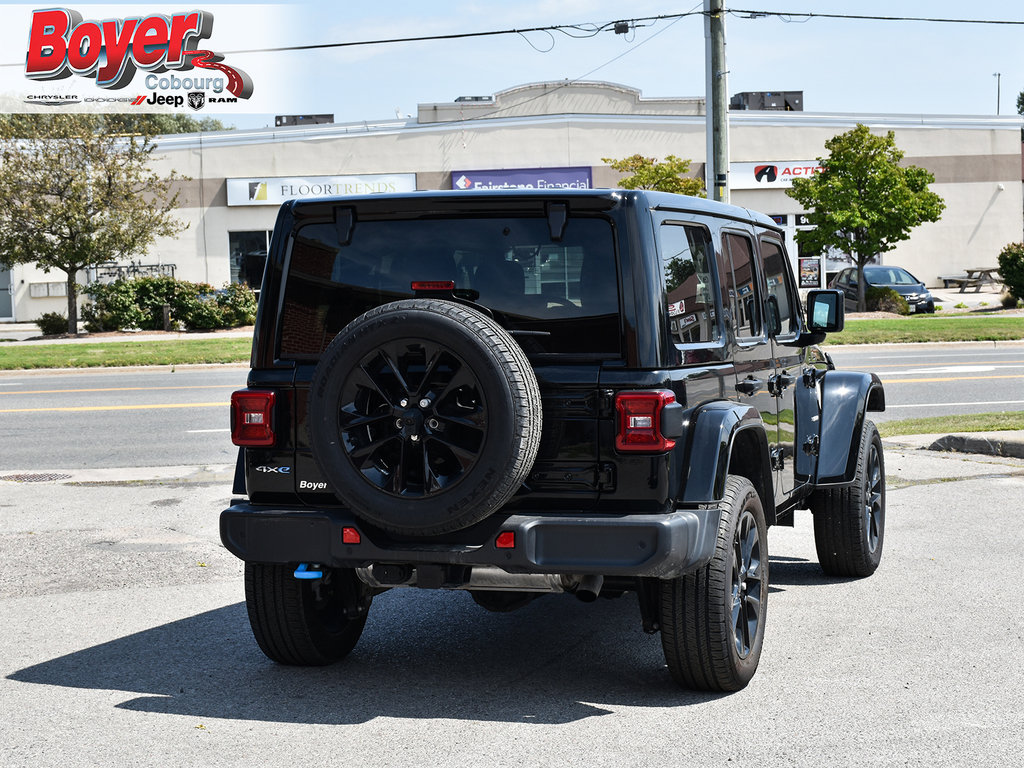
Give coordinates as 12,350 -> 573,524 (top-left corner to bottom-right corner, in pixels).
0,473 -> 73,483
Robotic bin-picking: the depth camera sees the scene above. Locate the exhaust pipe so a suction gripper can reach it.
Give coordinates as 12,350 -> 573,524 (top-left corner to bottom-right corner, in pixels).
574,574 -> 604,603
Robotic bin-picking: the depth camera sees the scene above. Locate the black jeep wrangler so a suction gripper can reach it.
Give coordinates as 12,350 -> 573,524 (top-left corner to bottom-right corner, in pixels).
221,189 -> 885,691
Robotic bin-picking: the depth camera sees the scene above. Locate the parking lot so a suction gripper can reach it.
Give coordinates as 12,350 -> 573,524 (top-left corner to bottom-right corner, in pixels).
1,446 -> 1023,767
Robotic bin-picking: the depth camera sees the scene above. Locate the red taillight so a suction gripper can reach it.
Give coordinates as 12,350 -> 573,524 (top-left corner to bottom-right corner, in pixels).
615,390 -> 677,453
411,280 -> 455,291
231,389 -> 276,447
495,531 -> 515,549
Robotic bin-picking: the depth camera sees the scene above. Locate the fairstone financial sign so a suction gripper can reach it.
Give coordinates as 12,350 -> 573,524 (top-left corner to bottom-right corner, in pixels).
226,174 -> 417,206
452,167 -> 592,190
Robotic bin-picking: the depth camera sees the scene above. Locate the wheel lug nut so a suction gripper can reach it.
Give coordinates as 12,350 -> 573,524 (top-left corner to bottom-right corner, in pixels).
399,399 -> 409,408
427,418 -> 439,430
410,434 -> 420,442
419,398 -> 431,409
395,419 -> 404,429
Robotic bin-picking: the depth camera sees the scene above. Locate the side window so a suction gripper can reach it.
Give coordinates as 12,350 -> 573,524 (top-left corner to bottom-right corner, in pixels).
721,232 -> 762,340
660,223 -> 718,345
760,238 -> 798,337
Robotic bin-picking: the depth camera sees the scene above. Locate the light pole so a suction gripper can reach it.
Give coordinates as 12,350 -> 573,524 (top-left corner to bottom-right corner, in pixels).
994,72 -> 1001,115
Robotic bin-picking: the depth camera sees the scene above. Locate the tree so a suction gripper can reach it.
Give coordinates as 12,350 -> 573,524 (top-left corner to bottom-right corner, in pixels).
602,154 -> 706,197
1,113 -> 230,139
1017,90 -> 1024,140
104,114 -> 231,135
786,124 -> 945,311
0,114 -> 188,333
604,154 -> 705,292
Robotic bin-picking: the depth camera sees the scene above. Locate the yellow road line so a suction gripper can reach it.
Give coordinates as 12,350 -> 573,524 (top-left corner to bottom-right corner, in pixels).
0,385 -> 238,396
0,402 -> 226,414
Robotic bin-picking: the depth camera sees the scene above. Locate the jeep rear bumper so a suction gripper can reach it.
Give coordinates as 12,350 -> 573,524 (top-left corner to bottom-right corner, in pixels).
220,503 -> 721,580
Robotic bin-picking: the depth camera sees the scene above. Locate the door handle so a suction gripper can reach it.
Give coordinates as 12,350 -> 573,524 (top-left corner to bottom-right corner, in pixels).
736,377 -> 764,396
768,371 -> 796,396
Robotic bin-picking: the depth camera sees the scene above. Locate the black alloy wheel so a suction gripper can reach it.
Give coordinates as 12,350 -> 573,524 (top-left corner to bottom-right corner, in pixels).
338,339 -> 488,498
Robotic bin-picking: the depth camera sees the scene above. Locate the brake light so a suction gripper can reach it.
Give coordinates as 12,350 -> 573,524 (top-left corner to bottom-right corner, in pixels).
615,390 -> 677,453
231,390 -> 276,447
411,280 -> 455,291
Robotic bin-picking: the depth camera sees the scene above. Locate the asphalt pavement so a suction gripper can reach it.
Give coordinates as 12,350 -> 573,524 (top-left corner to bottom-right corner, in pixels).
2,446 -> 1023,766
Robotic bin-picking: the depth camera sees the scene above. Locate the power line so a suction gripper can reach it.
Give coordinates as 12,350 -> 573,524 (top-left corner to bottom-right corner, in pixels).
223,13 -> 702,56
728,9 -> 1024,25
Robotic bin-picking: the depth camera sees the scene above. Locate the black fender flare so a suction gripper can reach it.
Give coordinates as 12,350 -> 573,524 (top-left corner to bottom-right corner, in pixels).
679,401 -> 774,521
816,371 -> 886,486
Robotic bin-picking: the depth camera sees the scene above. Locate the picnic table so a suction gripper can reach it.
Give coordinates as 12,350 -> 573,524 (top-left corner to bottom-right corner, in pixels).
940,267 -> 1002,292
964,267 -> 1002,284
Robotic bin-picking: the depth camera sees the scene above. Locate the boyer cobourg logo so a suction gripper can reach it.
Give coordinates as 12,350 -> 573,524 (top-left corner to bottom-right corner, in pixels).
24,7 -> 253,105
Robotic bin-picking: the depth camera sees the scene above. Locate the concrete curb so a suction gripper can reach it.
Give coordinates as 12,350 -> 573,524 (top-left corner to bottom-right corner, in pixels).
0,464 -> 235,485
884,431 -> 1024,460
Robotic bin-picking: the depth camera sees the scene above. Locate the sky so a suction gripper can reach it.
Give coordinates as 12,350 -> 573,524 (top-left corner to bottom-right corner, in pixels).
2,1 -> 1024,128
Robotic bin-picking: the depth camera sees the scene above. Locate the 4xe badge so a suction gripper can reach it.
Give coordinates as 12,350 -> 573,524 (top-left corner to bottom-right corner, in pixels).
256,465 -> 290,474
24,8 -> 253,99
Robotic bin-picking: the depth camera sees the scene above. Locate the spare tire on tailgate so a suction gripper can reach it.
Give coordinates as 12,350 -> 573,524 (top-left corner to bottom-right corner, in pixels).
309,299 -> 542,536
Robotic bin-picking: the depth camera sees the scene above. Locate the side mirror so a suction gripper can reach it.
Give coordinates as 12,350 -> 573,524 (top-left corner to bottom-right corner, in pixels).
806,289 -> 845,333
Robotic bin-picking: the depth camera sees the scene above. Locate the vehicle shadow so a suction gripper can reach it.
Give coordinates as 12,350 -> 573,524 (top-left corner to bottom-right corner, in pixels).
769,556 -> 858,587
7,590 -> 734,725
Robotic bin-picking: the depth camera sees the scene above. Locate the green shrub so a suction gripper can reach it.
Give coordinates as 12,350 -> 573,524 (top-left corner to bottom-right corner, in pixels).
35,311 -> 69,335
82,280 -> 146,332
170,284 -> 225,330
865,286 -> 910,315
82,277 -> 258,332
1000,291 -> 1021,309
997,242 -> 1024,301
215,282 -> 258,327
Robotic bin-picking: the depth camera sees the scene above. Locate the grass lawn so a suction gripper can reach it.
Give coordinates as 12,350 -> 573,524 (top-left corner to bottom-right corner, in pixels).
0,337 -> 252,370
826,315 -> 1024,345
878,411 -> 1024,437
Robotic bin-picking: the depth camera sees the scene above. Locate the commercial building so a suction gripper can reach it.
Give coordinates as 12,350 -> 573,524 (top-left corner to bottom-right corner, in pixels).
4,80 -> 1021,322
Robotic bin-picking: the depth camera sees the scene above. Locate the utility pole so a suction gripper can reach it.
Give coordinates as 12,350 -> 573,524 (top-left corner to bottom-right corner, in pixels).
993,72 -> 1001,115
704,0 -> 730,203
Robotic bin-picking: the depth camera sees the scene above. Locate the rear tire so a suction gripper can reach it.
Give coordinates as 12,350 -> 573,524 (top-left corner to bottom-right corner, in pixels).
659,475 -> 768,691
810,419 -> 885,577
244,563 -> 371,665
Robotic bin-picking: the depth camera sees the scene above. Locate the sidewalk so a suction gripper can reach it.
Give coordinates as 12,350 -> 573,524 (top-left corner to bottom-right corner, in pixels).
0,322 -> 253,344
928,283 -> 1008,310
884,431 -> 1024,460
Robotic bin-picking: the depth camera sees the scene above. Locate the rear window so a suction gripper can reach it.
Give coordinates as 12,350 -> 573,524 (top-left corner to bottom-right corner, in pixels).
278,214 -> 620,359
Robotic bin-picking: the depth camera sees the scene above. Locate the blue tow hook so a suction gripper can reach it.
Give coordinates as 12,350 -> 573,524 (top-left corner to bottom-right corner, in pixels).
294,563 -> 324,580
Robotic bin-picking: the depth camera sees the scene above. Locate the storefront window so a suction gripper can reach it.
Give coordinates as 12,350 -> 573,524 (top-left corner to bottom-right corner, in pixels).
229,231 -> 271,289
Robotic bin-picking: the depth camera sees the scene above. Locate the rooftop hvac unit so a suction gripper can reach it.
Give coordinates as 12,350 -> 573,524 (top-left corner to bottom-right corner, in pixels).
729,91 -> 803,111
275,114 -> 335,127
